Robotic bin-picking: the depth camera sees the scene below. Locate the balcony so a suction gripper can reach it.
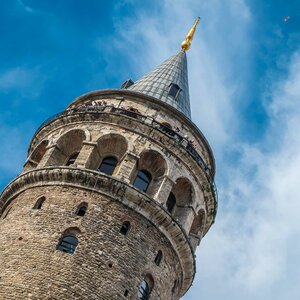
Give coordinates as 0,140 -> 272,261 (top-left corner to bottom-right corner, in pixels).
33,104 -> 218,217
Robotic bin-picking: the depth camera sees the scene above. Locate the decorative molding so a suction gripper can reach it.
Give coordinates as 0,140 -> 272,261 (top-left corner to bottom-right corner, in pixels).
0,166 -> 196,297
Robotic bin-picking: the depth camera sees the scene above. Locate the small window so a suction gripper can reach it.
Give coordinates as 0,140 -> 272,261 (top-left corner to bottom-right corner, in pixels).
98,157 -> 118,175
154,250 -> 163,266
168,83 -> 181,99
120,221 -> 130,236
138,275 -> 153,300
133,170 -> 152,192
57,235 -> 78,254
76,204 -> 87,217
66,152 -> 79,166
159,122 -> 175,137
33,196 -> 46,210
124,289 -> 129,297
166,192 -> 176,213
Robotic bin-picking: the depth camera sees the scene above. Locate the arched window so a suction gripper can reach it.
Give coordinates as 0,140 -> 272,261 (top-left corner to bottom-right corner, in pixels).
76,203 -> 87,217
97,156 -> 118,175
33,196 -> 46,210
154,250 -> 163,266
133,170 -> 152,192
120,221 -> 130,236
166,192 -> 176,213
66,152 -> 79,166
57,235 -> 78,254
138,275 -> 154,300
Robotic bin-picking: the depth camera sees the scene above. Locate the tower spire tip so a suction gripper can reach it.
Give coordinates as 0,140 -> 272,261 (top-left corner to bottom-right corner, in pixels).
181,17 -> 200,51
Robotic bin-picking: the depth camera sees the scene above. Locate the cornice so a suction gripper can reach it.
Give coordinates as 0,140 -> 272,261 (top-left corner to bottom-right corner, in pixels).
0,167 -> 196,296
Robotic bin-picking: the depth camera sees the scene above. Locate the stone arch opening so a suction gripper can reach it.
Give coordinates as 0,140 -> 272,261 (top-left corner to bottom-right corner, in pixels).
87,133 -> 128,173
189,209 -> 205,236
33,196 -> 46,210
46,129 -> 86,166
138,274 -> 154,300
168,177 -> 194,225
76,202 -> 88,217
132,149 -> 167,197
57,227 -> 81,255
24,140 -> 49,171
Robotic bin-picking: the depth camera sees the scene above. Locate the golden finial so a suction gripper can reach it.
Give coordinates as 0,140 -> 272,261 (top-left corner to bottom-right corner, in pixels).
181,17 -> 200,51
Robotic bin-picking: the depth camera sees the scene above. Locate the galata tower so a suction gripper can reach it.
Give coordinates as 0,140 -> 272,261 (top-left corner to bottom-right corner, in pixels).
0,18 -> 217,300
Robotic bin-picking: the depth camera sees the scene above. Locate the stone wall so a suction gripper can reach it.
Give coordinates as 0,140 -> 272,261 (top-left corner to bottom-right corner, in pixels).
0,185 -> 181,299
0,90 -> 217,299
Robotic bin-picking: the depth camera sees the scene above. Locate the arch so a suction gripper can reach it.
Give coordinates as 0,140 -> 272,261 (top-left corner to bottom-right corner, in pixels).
24,140 -> 49,170
138,274 -> 154,300
168,177 -> 194,226
166,192 -> 176,213
172,177 -> 194,205
97,156 -> 118,175
46,129 -> 87,166
120,221 -> 130,236
57,227 -> 81,255
154,250 -> 163,266
87,133 -> 128,171
76,202 -> 88,217
189,209 -> 205,236
33,196 -> 46,209
132,149 -> 167,197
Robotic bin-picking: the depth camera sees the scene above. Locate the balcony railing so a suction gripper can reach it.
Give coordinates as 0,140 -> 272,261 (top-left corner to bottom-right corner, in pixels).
33,104 -> 218,216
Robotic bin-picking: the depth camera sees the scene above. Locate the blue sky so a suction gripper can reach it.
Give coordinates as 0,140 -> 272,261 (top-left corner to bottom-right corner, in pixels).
1,0 -> 300,299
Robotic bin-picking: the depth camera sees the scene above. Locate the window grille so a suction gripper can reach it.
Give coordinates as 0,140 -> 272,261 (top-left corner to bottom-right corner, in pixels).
57,235 -> 78,255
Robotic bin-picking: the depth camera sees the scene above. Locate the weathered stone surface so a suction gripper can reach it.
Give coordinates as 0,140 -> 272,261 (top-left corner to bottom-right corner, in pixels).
0,89 -> 217,299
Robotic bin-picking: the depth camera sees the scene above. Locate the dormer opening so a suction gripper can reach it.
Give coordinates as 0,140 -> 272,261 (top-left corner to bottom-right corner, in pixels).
121,79 -> 134,89
168,83 -> 181,100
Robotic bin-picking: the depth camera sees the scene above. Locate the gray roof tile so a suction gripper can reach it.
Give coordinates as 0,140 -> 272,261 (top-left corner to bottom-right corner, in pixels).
127,50 -> 191,118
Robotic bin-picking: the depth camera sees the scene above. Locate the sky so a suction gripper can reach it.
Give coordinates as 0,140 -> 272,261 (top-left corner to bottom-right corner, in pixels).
0,0 -> 300,299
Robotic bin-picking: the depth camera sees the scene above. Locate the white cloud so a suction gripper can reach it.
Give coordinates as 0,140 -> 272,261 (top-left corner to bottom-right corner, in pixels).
108,0 -> 252,152
18,0 -> 34,13
108,1 -> 300,299
188,49 -> 300,300
0,66 -> 45,98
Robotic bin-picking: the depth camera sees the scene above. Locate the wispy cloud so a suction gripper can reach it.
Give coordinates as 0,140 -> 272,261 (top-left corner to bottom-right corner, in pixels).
17,0 -> 35,13
106,0 -> 252,152
106,1 -> 300,299
0,66 -> 45,98
191,49 -> 300,300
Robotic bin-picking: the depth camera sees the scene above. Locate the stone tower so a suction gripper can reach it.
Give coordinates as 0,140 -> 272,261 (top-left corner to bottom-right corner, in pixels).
0,20 -> 217,300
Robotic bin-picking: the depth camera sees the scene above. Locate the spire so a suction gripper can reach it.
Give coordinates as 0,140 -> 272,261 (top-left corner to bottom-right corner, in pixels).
126,18 -> 201,119
181,17 -> 200,51
127,51 -> 191,118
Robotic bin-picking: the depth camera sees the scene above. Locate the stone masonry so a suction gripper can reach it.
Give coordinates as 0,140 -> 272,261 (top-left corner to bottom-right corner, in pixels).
0,52 -> 217,299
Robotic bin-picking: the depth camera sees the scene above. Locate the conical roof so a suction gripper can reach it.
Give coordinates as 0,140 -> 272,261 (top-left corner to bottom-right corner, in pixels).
127,50 -> 191,118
